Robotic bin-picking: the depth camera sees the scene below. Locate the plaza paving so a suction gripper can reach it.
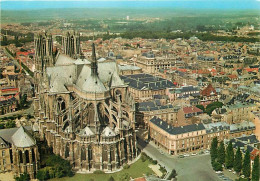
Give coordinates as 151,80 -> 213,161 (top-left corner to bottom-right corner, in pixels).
138,139 -> 221,181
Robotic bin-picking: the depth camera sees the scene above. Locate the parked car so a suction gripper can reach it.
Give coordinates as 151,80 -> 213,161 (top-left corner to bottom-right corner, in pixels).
215,171 -> 222,174
178,155 -> 184,158
191,153 -> 197,156
228,169 -> 232,172
184,154 -> 190,157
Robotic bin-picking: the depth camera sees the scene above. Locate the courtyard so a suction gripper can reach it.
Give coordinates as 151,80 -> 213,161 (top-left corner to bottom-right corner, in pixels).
50,158 -> 155,181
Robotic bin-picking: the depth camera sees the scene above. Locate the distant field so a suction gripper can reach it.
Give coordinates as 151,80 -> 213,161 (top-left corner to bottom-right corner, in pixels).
1,8 -> 259,24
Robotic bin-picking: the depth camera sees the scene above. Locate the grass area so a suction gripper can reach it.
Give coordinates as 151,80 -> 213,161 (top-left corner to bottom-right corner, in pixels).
50,158 -> 155,181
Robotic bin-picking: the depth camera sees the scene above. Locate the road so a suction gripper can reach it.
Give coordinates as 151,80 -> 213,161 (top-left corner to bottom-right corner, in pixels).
138,139 -> 221,181
0,101 -> 34,119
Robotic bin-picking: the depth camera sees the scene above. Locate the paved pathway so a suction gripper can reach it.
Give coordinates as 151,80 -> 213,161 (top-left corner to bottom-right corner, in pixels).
138,139 -> 221,181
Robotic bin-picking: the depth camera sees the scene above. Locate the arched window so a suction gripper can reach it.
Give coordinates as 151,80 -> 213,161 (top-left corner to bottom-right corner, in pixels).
87,104 -> 95,126
115,90 -> 122,102
88,146 -> 92,161
65,143 -> 70,158
57,97 -> 66,112
102,146 -> 108,162
25,150 -> 30,163
81,147 -> 86,161
19,150 -> 23,163
32,149 -> 35,162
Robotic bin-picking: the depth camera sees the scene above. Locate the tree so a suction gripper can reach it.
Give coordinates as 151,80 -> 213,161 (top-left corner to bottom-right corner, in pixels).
225,141 -> 234,169
217,141 -> 225,165
36,168 -> 50,181
15,173 -> 30,181
5,120 -> 16,128
242,149 -> 251,178
108,176 -> 115,181
234,147 -> 242,173
212,161 -> 223,171
210,137 -> 218,162
20,94 -> 27,108
251,155 -> 259,181
168,169 -> 177,179
196,105 -> 205,112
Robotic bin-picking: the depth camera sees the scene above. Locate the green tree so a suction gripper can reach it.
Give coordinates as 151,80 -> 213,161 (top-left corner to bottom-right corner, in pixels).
234,147 -> 242,173
242,149 -> 251,178
5,120 -> 16,128
108,176 -> 115,181
251,155 -> 259,181
225,141 -> 234,169
212,161 -> 223,171
20,94 -> 27,108
217,141 -> 225,165
196,105 -> 205,112
210,137 -> 218,162
15,173 -> 30,181
36,168 -> 50,181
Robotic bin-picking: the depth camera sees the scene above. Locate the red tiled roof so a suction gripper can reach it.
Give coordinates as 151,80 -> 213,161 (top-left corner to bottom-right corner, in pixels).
244,68 -> 258,72
228,74 -> 238,79
250,149 -> 260,160
201,84 -> 216,97
183,106 -> 203,114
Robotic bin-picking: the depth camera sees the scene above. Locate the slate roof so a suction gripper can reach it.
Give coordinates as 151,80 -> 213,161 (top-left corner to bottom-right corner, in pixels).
137,100 -> 175,112
46,54 -> 125,94
0,126 -> 35,148
230,121 -> 255,133
203,122 -> 230,133
102,126 -> 116,137
150,117 -> 205,135
121,74 -> 174,90
11,126 -> 36,147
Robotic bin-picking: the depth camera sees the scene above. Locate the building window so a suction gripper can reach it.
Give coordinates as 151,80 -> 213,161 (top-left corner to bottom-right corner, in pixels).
2,151 -> 5,157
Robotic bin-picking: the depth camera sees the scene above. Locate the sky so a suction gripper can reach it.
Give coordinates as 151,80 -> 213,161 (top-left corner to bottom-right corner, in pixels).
1,0 -> 260,10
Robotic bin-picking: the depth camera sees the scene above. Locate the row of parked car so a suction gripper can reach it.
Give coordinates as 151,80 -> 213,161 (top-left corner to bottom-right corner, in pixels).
177,150 -> 210,158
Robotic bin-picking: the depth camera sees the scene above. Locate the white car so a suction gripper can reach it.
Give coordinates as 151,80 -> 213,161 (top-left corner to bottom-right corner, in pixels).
215,171 -> 222,174
233,171 -> 236,174
241,175 -> 245,178
191,153 -> 197,156
228,169 -> 232,172
184,154 -> 190,157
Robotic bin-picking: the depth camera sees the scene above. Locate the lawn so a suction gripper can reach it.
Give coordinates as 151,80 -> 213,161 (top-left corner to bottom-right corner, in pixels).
50,158 -> 155,181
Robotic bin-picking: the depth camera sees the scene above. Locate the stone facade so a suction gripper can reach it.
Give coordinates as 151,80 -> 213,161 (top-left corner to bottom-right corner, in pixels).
0,127 -> 39,179
33,32 -> 138,172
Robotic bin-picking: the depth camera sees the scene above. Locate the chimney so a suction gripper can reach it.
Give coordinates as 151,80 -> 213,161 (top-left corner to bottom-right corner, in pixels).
160,121 -> 162,125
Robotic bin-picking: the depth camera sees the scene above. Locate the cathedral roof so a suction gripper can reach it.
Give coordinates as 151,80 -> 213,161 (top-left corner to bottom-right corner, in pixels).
102,126 -> 116,137
81,75 -> 108,93
110,72 -> 125,88
79,126 -> 94,136
11,126 -> 36,148
55,54 -> 75,66
47,53 -> 125,94
0,137 -> 10,148
50,77 -> 69,93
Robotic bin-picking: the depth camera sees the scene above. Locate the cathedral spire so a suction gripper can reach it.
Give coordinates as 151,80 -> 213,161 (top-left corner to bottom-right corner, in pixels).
91,43 -> 98,76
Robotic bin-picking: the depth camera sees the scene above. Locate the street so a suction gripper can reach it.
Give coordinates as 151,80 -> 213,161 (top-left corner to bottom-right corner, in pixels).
138,139 -> 221,181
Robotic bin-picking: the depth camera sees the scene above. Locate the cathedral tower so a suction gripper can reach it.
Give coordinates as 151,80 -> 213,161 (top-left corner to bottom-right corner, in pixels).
62,31 -> 81,59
